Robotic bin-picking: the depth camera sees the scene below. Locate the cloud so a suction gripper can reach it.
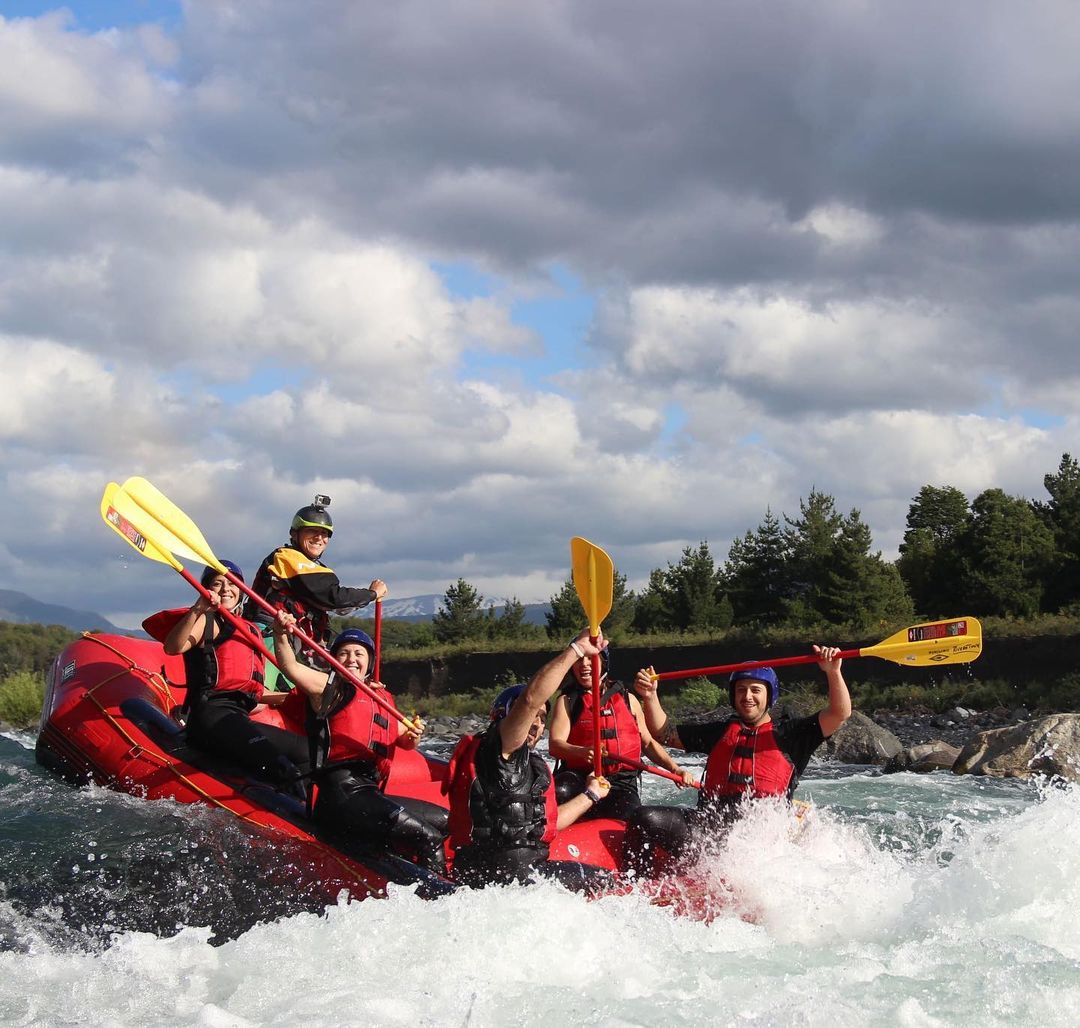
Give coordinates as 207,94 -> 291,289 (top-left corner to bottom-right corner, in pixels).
1,1 -> 1079,626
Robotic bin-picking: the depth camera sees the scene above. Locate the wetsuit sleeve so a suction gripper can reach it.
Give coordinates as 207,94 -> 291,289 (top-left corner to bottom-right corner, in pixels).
267,548 -> 378,612
774,715 -> 827,776
673,719 -> 729,755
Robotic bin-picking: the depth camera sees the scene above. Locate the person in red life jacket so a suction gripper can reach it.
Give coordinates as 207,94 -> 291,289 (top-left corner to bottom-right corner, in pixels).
161,562 -> 310,789
251,495 -> 388,665
445,628 -> 616,889
548,641 -> 694,821
624,648 -> 850,874
271,611 -> 448,876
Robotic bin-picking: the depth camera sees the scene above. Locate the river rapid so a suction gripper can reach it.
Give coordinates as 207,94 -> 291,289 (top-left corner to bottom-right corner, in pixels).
2,726 -> 1078,1027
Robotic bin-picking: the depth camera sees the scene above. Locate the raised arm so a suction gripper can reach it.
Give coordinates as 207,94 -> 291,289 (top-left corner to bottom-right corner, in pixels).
814,645 -> 851,738
631,665 -> 685,751
162,595 -> 214,655
498,627 -> 604,755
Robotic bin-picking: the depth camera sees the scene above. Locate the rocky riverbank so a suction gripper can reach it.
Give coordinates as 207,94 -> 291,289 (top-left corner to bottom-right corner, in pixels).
420,704 -> 1032,750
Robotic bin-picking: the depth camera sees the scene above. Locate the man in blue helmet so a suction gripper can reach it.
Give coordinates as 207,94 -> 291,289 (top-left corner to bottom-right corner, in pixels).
624,646 -> 849,874
445,627 -> 614,888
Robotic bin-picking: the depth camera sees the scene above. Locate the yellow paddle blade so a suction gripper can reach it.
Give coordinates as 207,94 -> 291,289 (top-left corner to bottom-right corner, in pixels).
100,482 -> 182,570
570,536 -> 614,636
862,616 -> 982,666
120,476 -> 223,570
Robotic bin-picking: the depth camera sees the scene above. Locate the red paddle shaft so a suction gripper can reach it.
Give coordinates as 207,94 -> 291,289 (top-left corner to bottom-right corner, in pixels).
222,570 -> 413,729
373,598 -> 382,682
653,650 -> 842,682
604,754 -> 701,789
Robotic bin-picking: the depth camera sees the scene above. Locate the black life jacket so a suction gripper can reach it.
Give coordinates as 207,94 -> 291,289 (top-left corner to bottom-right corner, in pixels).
445,731 -> 558,864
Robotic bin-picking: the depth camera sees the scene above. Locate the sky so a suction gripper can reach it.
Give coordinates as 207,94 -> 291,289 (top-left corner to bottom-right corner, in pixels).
2,1 -> 1079,628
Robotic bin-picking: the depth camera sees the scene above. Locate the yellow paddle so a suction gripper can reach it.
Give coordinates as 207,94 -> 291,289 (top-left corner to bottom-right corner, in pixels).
570,536 -> 614,779
114,476 -> 415,731
101,482 -> 280,666
650,616 -> 983,682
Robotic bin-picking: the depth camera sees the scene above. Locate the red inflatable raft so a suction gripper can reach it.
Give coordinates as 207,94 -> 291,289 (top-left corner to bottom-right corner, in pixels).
35,632 -> 630,902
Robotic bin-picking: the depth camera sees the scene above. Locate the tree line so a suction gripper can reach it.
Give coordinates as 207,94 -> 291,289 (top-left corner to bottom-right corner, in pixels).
404,452 -> 1080,646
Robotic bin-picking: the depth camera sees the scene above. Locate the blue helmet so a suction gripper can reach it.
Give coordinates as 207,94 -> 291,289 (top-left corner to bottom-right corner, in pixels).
490,684 -> 550,723
490,684 -> 526,722
201,560 -> 243,588
330,628 -> 376,669
729,666 -> 780,709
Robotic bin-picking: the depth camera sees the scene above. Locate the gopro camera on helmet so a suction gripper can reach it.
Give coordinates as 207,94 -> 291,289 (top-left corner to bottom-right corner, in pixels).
313,494 -> 331,508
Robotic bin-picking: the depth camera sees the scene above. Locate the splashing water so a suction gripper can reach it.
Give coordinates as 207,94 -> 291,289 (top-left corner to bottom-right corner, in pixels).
3,730 -> 1079,1026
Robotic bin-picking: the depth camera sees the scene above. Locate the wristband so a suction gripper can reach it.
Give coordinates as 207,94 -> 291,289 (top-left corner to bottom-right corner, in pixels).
585,786 -> 602,804
568,640 -> 585,659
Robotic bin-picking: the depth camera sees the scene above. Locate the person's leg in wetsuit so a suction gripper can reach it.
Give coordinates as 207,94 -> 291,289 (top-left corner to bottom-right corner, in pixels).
187,692 -> 310,793
623,804 -> 697,877
316,771 -> 446,875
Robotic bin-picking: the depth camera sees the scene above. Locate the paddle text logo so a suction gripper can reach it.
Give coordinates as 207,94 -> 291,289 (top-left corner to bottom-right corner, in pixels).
105,505 -> 148,553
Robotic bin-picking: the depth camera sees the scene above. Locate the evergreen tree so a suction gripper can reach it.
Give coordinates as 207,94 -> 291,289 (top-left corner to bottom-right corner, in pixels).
432,578 -> 487,643
486,597 -> 542,642
630,567 -> 675,635
545,572 -> 635,639
721,508 -> 790,625
819,510 -> 914,629
959,489 -> 1054,617
1036,453 -> 1080,611
783,489 -> 844,625
897,485 -> 971,616
665,542 -> 728,632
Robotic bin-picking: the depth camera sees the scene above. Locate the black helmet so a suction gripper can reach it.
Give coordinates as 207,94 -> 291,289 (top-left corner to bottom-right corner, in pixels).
291,495 -> 333,538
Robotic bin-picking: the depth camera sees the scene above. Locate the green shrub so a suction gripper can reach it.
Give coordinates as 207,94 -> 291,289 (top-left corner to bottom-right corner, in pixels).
0,670 -> 46,728
667,677 -> 723,714
412,688 -> 500,718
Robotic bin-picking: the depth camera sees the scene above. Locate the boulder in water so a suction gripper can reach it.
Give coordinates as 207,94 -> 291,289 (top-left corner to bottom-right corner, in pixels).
953,713 -> 1080,783
824,711 -> 903,764
883,740 -> 961,774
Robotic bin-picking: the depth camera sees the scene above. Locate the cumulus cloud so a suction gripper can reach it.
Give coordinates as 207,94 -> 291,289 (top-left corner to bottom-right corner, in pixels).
0,1 -> 1078,624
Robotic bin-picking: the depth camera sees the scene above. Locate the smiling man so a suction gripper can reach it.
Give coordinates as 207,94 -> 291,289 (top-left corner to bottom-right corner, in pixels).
624,647 -> 850,873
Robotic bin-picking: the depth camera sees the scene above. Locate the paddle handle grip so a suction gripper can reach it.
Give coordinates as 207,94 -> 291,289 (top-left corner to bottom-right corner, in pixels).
652,649 -> 862,683
226,572 -> 416,731
604,754 -> 701,789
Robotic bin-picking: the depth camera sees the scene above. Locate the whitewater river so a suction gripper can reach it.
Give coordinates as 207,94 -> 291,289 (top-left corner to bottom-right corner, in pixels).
2,726 -> 1078,1027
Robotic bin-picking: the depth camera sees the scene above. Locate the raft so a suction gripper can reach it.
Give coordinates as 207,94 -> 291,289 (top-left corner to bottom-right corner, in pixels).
35,632 -> 627,901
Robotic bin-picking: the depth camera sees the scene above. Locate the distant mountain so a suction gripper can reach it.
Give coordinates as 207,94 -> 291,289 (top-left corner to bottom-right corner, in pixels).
0,588 -> 551,633
0,589 -> 131,634
378,594 -> 551,625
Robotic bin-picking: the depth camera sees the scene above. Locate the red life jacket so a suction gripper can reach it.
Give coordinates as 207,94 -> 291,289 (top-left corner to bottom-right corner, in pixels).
144,607 -> 266,702
562,681 -> 642,770
444,731 -> 558,868
320,680 -> 399,782
164,612 -> 265,704
701,718 -> 795,802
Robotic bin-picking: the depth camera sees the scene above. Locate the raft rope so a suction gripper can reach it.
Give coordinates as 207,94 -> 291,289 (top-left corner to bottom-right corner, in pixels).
76,632 -> 385,896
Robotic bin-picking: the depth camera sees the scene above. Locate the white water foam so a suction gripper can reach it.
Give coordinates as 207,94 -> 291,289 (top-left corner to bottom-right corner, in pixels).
2,776 -> 1079,1026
